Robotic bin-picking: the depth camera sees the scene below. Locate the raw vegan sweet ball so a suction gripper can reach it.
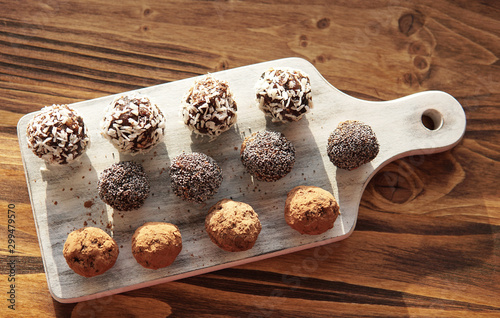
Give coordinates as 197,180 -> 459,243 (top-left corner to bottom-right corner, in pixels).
240,130 -> 295,182
101,94 -> 165,154
182,75 -> 237,138
205,199 -> 262,252
327,120 -> 379,170
63,227 -> 119,278
285,186 -> 340,235
132,222 -> 182,270
98,161 -> 150,211
26,104 -> 89,165
169,152 -> 223,203
255,67 -> 313,122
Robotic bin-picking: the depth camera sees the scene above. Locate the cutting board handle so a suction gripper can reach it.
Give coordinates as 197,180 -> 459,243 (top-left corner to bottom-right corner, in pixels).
377,90 -> 466,162
325,87 -> 467,168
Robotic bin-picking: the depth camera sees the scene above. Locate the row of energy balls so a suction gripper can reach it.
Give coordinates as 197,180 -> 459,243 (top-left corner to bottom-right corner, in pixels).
26,67 -> 379,278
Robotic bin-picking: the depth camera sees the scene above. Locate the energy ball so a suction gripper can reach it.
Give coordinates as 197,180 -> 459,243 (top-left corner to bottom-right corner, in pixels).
63,227 -> 119,277
205,199 -> 261,252
327,120 -> 379,170
182,75 -> 237,138
169,152 -> 222,203
26,104 -> 89,165
255,67 -> 313,122
285,186 -> 340,235
98,161 -> 150,211
240,130 -> 295,182
132,222 -> 182,270
101,94 -> 165,154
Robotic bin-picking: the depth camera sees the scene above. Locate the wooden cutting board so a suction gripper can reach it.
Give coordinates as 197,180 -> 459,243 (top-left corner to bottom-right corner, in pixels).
17,57 -> 466,303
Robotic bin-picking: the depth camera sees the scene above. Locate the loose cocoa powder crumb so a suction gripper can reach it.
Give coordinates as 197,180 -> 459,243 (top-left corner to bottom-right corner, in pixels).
84,200 -> 94,208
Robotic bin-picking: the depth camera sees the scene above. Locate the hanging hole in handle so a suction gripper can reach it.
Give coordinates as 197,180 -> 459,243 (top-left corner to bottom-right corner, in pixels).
421,109 -> 443,131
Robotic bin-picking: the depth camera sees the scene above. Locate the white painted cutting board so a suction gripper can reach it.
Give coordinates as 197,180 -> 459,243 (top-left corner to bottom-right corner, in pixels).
17,57 -> 466,303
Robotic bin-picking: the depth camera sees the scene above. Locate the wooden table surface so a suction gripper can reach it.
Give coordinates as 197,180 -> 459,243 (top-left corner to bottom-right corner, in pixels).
1,1 -> 498,317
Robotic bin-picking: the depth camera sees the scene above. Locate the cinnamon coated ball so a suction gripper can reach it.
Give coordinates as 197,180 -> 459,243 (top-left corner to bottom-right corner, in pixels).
132,222 -> 182,269
285,186 -> 340,235
205,199 -> 261,252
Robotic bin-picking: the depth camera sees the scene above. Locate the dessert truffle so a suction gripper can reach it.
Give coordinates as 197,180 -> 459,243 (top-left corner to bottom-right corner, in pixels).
205,199 -> 261,252
169,152 -> 222,203
101,94 -> 165,154
63,227 -> 119,277
327,120 -> 379,170
182,75 -> 237,138
132,222 -> 182,269
98,161 -> 150,211
256,67 -> 313,122
285,186 -> 340,235
240,130 -> 295,182
26,104 -> 89,165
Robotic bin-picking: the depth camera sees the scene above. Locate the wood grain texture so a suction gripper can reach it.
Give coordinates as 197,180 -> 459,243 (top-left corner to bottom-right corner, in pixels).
1,0 -> 499,317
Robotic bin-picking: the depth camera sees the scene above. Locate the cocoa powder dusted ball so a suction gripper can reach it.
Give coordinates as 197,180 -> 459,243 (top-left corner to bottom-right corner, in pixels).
132,222 -> 182,270
205,199 -> 261,252
169,152 -> 223,203
63,227 -> 119,277
256,67 -> 313,122
240,130 -> 295,182
26,104 -> 89,165
98,161 -> 150,211
327,120 -> 379,170
181,75 -> 237,138
285,186 -> 340,235
101,95 -> 165,154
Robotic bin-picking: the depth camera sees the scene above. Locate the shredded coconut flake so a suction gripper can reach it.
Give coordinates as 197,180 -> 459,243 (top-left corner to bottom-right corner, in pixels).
181,74 -> 237,139
101,94 -> 166,154
26,104 -> 89,165
255,67 -> 313,123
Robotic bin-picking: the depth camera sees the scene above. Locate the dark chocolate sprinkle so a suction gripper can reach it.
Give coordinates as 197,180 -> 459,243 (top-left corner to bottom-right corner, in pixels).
98,161 -> 150,211
327,120 -> 379,170
169,152 -> 223,203
240,131 -> 295,182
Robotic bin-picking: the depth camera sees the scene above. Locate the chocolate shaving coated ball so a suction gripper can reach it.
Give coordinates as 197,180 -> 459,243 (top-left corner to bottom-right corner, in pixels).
256,67 -> 313,122
101,95 -> 165,154
169,152 -> 223,203
182,75 -> 237,138
240,131 -> 295,182
327,120 -> 379,170
98,161 -> 150,211
26,104 -> 89,165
